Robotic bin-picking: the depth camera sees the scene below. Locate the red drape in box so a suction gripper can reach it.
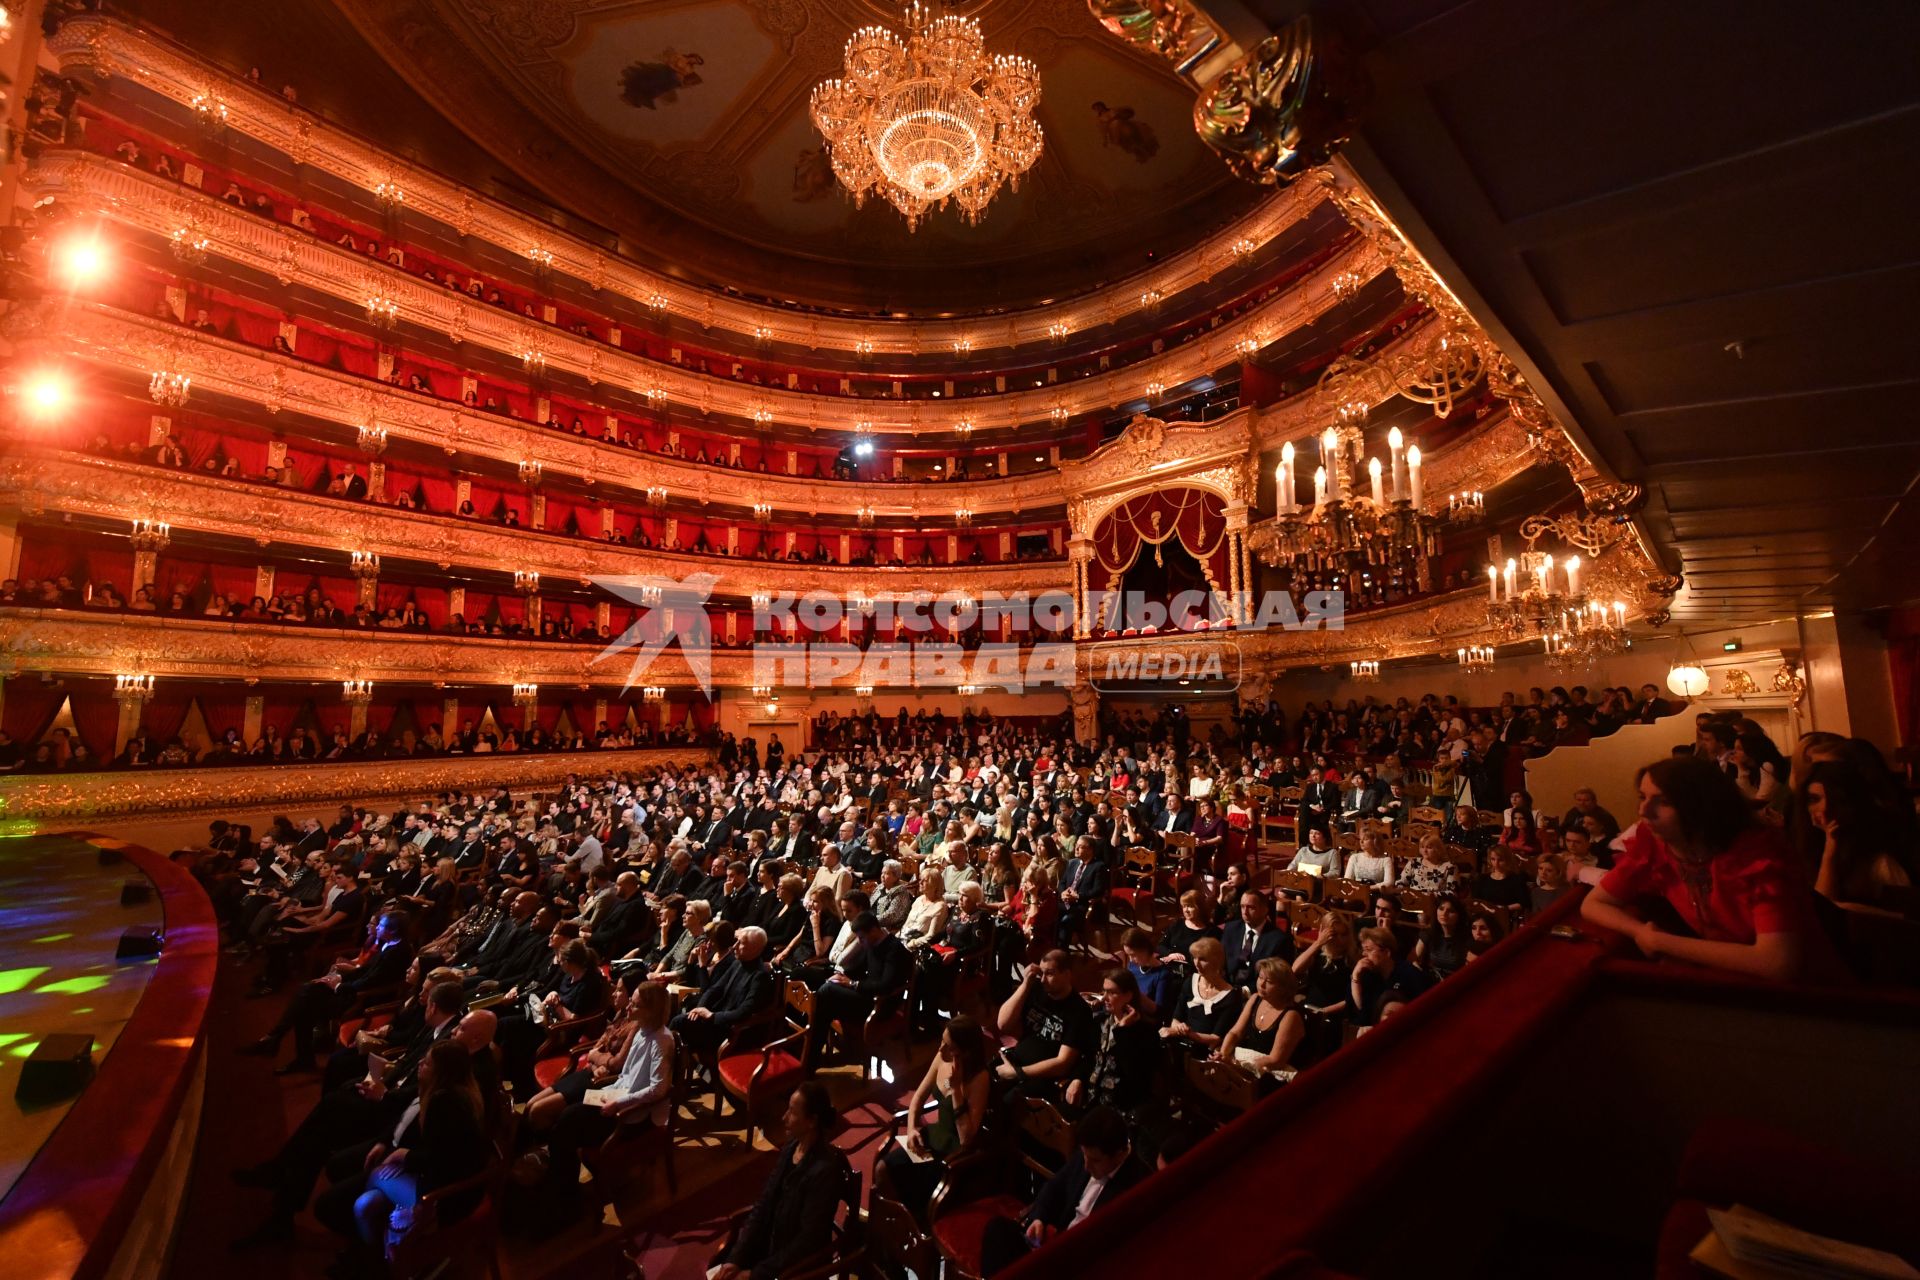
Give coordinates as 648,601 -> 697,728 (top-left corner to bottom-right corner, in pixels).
1091,486 -> 1232,611
73,680 -> 121,758
2,681 -> 65,746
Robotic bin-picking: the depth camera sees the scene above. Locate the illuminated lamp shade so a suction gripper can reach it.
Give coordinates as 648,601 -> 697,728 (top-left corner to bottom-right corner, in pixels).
1666,662 -> 1710,699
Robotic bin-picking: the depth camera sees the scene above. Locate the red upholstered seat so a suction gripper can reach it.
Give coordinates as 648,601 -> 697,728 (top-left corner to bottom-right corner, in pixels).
933,1193 -> 1027,1278
533,1055 -> 573,1090
336,1017 -> 365,1048
717,1049 -> 803,1098
1654,1200 -> 1712,1279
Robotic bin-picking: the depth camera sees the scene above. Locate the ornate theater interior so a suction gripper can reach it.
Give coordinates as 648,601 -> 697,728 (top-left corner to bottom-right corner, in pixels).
0,0 -> 1916,1277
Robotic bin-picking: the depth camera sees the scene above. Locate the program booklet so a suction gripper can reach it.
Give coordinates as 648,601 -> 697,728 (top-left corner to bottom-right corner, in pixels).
1695,1205 -> 1919,1280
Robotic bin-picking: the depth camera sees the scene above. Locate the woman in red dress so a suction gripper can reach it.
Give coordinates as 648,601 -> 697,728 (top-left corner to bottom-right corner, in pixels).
1581,757 -> 1841,983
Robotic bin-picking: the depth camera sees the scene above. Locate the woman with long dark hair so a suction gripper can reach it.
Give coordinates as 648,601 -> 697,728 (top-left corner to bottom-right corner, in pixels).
879,1014 -> 990,1215
1802,760 -> 1917,912
1581,757 -> 1841,983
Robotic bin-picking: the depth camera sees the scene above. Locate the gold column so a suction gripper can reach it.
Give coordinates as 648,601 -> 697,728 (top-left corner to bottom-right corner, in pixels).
0,0 -> 50,215
352,556 -> 379,610
244,695 -> 265,746
0,514 -> 21,582
442,697 -> 460,743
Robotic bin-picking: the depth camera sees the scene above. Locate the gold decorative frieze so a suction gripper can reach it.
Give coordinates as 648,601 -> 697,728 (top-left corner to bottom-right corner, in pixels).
0,451 -> 1075,601
45,15 -> 1318,356
28,152 -> 1382,435
0,745 -> 712,829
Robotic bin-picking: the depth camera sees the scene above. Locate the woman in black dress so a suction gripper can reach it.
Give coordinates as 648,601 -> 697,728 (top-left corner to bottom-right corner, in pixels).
1066,968 -> 1159,1119
1158,889 -> 1221,964
1161,936 -> 1244,1055
1218,957 -> 1306,1076
1414,893 -> 1472,979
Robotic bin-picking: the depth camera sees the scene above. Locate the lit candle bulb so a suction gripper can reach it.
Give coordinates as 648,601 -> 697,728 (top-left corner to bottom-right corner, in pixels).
1368,456 -> 1383,507
1487,564 -> 1499,602
1313,466 -> 1327,508
1279,441 -> 1296,513
1406,445 -> 1423,508
1565,555 -> 1581,597
1614,601 -> 1626,626
1504,558 -> 1517,599
1541,554 -> 1554,592
1322,429 -> 1341,502
1388,426 -> 1405,502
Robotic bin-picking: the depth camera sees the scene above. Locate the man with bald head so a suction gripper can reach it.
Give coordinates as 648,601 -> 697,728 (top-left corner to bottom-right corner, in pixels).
591,870 -> 654,960
457,889 -> 540,984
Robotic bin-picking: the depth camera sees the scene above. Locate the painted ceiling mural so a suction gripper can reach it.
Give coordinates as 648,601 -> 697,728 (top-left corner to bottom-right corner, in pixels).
336,0 -> 1260,303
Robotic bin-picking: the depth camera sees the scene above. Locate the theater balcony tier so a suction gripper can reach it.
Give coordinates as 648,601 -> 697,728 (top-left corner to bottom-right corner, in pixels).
46,16 -> 1325,353
27,151 -> 1382,434
0,745 -> 713,827
0,396 -> 1543,573
29,307 -> 1480,519
0,453 -> 1079,596
0,576 -> 1567,695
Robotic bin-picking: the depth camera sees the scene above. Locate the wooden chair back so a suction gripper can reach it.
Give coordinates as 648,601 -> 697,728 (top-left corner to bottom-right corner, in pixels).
1268,869 -> 1323,902
1184,1056 -> 1260,1119
1320,877 -> 1372,913
1286,899 -> 1327,940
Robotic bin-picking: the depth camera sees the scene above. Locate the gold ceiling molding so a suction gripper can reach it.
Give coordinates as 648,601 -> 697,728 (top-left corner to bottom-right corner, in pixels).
28,152 -> 1381,436
0,451 -> 1073,602
0,745 -> 713,828
44,14 -> 1322,355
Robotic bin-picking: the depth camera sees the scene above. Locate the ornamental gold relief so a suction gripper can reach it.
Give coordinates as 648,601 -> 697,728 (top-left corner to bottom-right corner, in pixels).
0,746 -> 712,828
28,152 -> 1378,436
44,15 -> 1318,355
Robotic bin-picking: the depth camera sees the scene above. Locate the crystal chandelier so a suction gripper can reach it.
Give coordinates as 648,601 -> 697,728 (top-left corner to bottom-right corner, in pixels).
809,3 -> 1042,229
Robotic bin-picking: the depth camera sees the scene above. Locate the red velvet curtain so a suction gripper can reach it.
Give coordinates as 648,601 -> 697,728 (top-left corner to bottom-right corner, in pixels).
1091,487 -> 1232,611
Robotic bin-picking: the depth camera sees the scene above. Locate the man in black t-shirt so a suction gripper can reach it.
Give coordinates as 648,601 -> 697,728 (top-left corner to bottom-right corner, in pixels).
995,949 -> 1094,1090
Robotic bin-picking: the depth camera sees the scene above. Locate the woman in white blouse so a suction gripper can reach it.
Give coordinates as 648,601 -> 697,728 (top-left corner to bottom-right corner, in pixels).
1342,828 -> 1397,886
900,868 -> 951,952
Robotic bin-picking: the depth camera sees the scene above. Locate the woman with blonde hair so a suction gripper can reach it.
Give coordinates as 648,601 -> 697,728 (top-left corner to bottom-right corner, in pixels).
1162,935 -> 1243,1053
1218,957 -> 1306,1074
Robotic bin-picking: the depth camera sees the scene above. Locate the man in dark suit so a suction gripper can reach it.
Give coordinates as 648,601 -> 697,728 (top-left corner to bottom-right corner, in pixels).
229,998 -> 491,1250
803,912 -> 908,1068
710,1082 -> 849,1280
590,872 -> 653,960
979,1107 -> 1148,1276
670,925 -> 776,1055
242,910 -> 412,1071
1298,767 -> 1340,839
1154,791 -> 1193,849
649,848 -> 702,902
1221,888 -> 1293,986
1055,836 -> 1110,947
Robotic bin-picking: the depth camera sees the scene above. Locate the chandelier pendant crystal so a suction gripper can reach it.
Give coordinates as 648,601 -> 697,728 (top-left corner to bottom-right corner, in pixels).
810,3 -> 1042,229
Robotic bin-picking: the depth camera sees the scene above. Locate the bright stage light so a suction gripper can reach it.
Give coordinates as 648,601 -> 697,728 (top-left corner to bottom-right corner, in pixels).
52,230 -> 111,288
18,369 -> 72,418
